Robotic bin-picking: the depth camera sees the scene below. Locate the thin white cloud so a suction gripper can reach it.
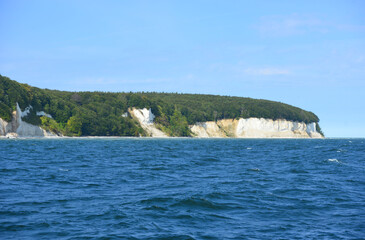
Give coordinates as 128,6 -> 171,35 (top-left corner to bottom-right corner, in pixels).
336,24 -> 365,32
0,63 -> 17,72
243,68 -> 290,76
257,14 -> 327,36
70,77 -> 170,86
256,14 -> 365,37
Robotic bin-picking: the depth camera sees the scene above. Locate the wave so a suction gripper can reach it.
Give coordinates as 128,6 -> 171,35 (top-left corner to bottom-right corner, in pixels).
328,158 -> 341,163
171,196 -> 235,210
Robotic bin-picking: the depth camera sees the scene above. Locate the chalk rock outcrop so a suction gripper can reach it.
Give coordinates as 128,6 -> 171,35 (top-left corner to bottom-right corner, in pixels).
0,118 -> 9,136
190,118 -> 323,138
128,108 -> 167,137
0,103 -> 58,138
190,122 -> 227,138
128,108 -> 323,138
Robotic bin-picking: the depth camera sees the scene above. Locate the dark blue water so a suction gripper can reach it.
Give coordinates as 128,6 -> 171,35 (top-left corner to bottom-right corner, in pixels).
0,138 -> 364,239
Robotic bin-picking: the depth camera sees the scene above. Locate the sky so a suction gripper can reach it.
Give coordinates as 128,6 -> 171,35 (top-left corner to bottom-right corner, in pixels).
0,0 -> 364,137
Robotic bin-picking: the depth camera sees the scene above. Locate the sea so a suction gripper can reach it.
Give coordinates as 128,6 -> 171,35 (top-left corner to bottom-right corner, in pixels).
0,138 -> 364,240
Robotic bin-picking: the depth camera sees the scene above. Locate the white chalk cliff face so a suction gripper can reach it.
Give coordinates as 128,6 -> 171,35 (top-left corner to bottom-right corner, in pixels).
190,118 -> 323,138
129,108 -> 323,138
0,118 -> 9,136
128,108 -> 167,137
0,103 -> 58,138
1,106 -> 324,138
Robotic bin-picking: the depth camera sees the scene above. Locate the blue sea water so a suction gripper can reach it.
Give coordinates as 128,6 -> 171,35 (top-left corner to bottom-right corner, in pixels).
0,138 -> 364,240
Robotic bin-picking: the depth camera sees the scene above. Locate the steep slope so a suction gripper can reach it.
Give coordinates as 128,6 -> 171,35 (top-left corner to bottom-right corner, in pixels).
128,108 -> 167,137
190,118 -> 323,138
0,103 -> 58,137
0,75 -> 324,137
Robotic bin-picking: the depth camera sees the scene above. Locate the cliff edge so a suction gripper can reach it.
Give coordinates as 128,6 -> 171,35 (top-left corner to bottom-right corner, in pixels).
0,103 -> 58,138
128,108 -> 167,137
129,108 -> 323,138
190,118 -> 323,138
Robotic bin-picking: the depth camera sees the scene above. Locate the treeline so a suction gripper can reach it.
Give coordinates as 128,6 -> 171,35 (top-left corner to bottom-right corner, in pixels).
0,75 -> 321,136
0,75 -> 145,136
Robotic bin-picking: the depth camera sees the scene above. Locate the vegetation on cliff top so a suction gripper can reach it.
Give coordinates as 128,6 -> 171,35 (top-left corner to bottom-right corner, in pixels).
0,74 -> 321,136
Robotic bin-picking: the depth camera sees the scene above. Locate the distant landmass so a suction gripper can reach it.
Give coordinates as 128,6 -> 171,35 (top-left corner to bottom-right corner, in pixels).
0,74 -> 323,138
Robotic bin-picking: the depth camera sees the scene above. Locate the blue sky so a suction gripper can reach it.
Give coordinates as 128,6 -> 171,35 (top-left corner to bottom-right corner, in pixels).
1,0 -> 364,137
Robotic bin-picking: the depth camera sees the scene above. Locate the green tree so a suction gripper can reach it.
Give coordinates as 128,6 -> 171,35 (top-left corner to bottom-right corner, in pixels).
40,116 -> 62,134
169,106 -> 190,136
66,116 -> 82,136
0,74 -> 323,137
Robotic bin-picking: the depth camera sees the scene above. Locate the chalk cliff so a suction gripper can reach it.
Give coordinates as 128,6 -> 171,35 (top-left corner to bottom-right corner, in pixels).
0,105 -> 323,138
128,108 -> 167,137
0,118 -> 9,136
129,108 -> 323,138
0,103 -> 58,138
190,118 -> 323,138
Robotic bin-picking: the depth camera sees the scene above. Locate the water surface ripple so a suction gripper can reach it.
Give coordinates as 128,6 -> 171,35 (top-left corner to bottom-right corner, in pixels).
0,138 -> 364,239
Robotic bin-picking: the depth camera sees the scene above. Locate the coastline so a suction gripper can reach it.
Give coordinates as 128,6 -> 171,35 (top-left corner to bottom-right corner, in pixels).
0,135 -> 329,140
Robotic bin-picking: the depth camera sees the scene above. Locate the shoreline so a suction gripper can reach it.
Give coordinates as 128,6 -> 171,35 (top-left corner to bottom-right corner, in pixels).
0,135 -> 332,140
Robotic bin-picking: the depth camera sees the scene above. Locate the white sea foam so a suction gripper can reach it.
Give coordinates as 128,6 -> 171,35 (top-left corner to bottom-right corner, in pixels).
250,168 -> 261,171
328,158 -> 340,163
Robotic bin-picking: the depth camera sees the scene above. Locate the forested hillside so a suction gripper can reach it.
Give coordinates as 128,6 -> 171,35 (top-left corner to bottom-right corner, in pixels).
0,75 -> 322,136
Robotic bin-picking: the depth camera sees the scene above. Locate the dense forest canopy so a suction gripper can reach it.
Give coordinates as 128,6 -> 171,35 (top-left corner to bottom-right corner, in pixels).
0,75 -> 321,136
